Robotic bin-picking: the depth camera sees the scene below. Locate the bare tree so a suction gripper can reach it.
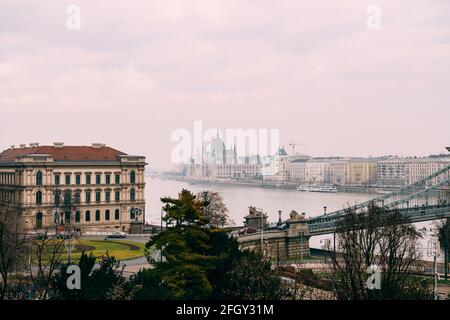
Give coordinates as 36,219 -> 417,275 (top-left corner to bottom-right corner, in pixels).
28,226 -> 67,300
325,204 -> 432,300
197,191 -> 229,228
0,189 -> 27,300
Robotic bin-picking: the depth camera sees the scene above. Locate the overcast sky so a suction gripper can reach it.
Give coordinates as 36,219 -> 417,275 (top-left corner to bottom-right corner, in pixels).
1,0 -> 449,169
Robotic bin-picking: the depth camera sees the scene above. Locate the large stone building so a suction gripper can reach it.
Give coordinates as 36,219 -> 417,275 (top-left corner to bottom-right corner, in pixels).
209,163 -> 262,180
407,157 -> 450,185
346,159 -> 378,185
261,147 -> 290,181
304,158 -> 333,184
289,158 -> 308,182
0,143 -> 147,233
377,158 -> 409,186
330,159 -> 348,185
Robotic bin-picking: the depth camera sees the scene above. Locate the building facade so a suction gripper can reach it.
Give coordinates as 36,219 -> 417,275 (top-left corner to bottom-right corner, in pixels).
209,163 -> 262,180
262,147 -> 290,181
377,159 -> 409,186
330,160 -> 348,185
407,158 -> 450,185
304,159 -> 333,184
346,159 -> 378,185
289,159 -> 308,182
0,143 -> 147,233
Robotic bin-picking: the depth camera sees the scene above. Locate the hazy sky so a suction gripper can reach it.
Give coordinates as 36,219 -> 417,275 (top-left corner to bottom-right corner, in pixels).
1,0 -> 449,169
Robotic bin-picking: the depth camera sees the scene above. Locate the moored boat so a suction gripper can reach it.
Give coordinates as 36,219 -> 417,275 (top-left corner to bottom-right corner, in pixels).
297,185 -> 338,193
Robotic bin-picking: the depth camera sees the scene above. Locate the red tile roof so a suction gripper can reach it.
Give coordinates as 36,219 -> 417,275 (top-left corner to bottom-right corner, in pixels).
0,145 -> 127,161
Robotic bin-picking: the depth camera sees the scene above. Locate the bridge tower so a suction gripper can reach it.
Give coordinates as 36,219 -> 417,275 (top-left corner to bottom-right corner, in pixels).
285,210 -> 310,258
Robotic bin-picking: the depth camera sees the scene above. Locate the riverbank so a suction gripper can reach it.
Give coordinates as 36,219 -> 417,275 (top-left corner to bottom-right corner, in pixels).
151,173 -> 397,195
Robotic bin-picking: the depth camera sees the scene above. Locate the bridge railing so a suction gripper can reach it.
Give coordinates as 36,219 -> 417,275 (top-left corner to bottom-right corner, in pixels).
308,204 -> 450,235
309,164 -> 450,222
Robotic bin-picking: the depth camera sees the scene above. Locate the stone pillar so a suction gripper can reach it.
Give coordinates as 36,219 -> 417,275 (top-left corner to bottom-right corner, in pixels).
129,221 -> 143,234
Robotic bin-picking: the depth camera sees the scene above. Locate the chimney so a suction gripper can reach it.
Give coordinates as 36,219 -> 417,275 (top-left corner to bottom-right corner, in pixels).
92,143 -> 105,149
30,142 -> 39,148
20,144 -> 26,148
10,145 -> 15,149
53,142 -> 64,148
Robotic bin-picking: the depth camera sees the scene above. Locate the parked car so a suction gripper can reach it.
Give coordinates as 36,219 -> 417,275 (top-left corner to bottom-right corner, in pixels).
238,227 -> 257,235
55,233 -> 71,239
33,233 -> 48,240
277,223 -> 288,230
106,231 -> 127,239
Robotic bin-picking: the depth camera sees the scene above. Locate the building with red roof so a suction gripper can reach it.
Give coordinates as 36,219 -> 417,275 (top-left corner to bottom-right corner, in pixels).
0,142 -> 147,233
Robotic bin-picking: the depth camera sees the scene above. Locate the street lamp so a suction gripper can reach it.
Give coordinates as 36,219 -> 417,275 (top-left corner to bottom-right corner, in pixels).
160,208 -> 164,233
423,227 -> 441,300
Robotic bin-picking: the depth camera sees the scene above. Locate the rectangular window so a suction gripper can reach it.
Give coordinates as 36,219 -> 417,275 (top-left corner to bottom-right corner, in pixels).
105,191 -> 110,203
76,174 -> 81,185
65,175 -> 71,185
96,191 -> 101,203
86,174 -> 91,185
96,174 -> 101,185
74,192 -> 81,204
86,191 -> 91,204
115,174 -> 120,184
106,175 -> 110,185
55,175 -> 60,186
55,191 -> 61,206
115,191 -> 120,202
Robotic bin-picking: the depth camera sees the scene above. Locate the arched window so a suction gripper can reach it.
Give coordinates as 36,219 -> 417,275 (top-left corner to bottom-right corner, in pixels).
75,211 -> 81,223
130,188 -> 136,202
36,171 -> 43,186
36,212 -> 43,229
105,210 -> 110,221
85,210 -> 91,222
115,209 -> 120,220
130,171 -> 136,184
95,210 -> 100,221
36,191 -> 42,205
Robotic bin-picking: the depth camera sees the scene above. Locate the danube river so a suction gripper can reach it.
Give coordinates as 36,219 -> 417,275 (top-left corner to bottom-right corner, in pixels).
145,177 -> 442,255
144,176 -> 374,249
144,176 -> 438,255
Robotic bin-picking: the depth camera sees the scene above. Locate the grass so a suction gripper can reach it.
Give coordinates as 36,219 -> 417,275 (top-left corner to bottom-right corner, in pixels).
38,239 -> 147,264
438,278 -> 450,285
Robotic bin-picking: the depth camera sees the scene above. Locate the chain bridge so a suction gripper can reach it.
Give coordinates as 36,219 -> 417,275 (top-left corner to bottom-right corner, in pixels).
307,165 -> 450,236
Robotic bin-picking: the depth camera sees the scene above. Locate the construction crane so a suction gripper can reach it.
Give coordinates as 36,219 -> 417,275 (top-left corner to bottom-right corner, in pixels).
288,140 -> 305,155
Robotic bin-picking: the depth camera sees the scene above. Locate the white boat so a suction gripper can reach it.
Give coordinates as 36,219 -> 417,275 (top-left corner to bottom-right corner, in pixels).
296,185 -> 338,193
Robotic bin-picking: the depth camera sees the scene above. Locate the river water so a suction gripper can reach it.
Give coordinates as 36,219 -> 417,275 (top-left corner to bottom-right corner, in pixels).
144,176 -> 440,259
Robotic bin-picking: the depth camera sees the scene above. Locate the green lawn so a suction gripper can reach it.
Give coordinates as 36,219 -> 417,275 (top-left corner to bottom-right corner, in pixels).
438,278 -> 450,285
39,239 -> 147,263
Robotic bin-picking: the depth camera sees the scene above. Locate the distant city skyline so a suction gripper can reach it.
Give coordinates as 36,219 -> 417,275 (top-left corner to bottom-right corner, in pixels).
1,1 -> 449,170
